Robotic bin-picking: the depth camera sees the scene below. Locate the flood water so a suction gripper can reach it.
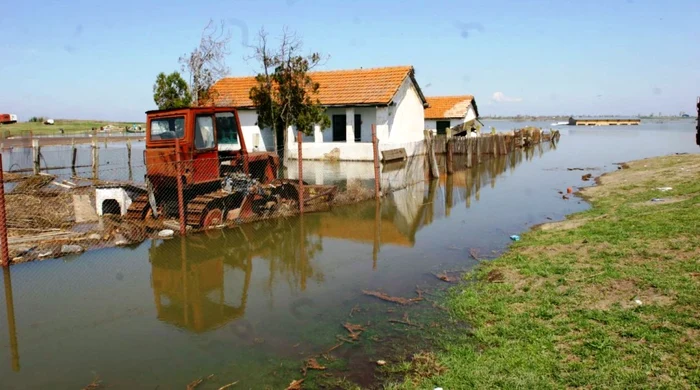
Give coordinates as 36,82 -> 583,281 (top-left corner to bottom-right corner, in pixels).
0,120 -> 697,389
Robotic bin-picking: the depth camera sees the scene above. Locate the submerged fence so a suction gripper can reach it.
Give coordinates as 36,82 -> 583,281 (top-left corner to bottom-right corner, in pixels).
0,127 -> 560,266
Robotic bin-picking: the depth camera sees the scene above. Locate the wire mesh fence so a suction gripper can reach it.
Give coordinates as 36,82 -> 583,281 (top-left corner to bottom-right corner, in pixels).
0,127 -> 561,266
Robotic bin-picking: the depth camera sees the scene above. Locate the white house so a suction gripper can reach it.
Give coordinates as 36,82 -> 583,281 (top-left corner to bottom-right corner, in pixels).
424,96 -> 480,135
210,66 -> 429,161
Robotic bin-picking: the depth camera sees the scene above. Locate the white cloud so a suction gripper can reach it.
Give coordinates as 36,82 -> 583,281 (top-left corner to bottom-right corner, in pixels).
491,92 -> 523,103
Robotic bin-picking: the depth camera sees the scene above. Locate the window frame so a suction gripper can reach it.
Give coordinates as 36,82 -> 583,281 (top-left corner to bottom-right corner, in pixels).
148,116 -> 186,142
194,114 -> 217,151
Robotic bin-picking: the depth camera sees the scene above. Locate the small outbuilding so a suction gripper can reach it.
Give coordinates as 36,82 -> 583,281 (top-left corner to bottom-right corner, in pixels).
424,95 -> 479,135
210,66 -> 429,161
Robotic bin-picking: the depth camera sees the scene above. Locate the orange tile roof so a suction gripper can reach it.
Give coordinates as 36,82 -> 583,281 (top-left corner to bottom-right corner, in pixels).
210,66 -> 426,108
424,95 -> 477,119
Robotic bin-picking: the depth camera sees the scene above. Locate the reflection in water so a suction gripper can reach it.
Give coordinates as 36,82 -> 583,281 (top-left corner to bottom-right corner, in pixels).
149,237 -> 251,333
146,145 -> 558,333
3,267 -> 19,372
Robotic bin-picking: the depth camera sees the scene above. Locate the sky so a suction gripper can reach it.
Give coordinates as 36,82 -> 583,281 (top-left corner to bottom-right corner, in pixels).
1,0 -> 699,121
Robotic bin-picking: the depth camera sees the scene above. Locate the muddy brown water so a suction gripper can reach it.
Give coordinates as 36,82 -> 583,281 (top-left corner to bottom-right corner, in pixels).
0,120 -> 697,389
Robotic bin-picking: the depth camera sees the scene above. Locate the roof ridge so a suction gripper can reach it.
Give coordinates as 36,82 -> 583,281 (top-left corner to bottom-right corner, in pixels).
425,95 -> 474,99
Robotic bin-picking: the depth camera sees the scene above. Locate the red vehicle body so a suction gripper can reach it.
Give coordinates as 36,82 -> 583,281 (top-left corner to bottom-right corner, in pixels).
126,106 -> 285,228
0,114 -> 17,124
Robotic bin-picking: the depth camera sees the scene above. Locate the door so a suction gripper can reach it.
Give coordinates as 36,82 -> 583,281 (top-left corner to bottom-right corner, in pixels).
192,114 -> 219,184
332,115 -> 346,142
354,114 -> 362,142
436,120 -> 451,135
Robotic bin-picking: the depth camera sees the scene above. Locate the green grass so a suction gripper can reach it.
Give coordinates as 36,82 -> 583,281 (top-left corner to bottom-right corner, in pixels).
389,154 -> 700,389
0,119 -> 144,136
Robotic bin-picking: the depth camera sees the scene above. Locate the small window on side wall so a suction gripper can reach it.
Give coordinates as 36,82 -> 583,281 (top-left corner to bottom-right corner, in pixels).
195,115 -> 215,150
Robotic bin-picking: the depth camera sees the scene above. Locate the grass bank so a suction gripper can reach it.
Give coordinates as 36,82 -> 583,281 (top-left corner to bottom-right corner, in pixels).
390,154 -> 700,389
0,119 -> 144,136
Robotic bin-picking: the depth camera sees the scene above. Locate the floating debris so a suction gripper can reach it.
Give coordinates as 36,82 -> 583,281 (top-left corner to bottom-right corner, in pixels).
582,174 -> 593,181
434,271 -> 457,283
286,378 -> 304,390
509,235 -> 520,241
343,322 -> 365,341
362,290 -> 424,305
469,248 -> 480,260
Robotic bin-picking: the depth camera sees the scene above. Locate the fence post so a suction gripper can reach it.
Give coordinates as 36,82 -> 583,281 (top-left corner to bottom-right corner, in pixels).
466,137 -> 473,168
71,138 -> 77,172
476,136 -> 482,165
424,130 -> 439,179
3,267 -> 19,371
127,137 -> 133,181
175,138 -> 186,236
0,156 -> 9,267
297,131 -> 304,214
372,125 -> 381,198
32,139 -> 40,175
91,136 -> 99,180
446,128 -> 454,174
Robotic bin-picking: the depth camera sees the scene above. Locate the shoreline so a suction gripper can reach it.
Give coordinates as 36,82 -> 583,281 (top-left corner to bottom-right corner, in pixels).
386,153 -> 700,389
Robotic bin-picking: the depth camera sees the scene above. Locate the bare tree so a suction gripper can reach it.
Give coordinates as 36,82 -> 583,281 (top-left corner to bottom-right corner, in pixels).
249,28 -> 329,160
179,20 -> 231,104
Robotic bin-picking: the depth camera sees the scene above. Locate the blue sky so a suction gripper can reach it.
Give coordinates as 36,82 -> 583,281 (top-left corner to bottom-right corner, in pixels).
1,0 -> 698,121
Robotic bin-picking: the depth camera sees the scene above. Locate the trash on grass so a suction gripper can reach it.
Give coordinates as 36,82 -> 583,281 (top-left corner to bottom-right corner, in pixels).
510,235 -> 520,241
650,198 -> 665,202
656,187 -> 673,192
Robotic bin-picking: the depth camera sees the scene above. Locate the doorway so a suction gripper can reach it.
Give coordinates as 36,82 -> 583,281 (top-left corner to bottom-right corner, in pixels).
332,115 -> 346,142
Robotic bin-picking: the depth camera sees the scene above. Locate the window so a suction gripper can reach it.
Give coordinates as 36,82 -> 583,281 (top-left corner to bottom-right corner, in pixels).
195,115 -> 215,150
149,117 -> 185,140
436,120 -> 451,135
215,112 -> 240,149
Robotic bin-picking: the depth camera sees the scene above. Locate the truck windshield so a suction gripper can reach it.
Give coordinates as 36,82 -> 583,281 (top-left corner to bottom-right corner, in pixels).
216,112 -> 241,151
150,117 -> 185,141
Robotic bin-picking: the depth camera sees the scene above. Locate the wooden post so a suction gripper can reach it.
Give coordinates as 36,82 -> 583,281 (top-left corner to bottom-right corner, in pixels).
446,128 -> 454,174
476,136 -> 482,165
371,125 -> 381,198
3,268 -> 20,371
466,137 -> 473,168
71,139 -> 77,170
0,156 -> 9,267
91,137 -> 98,180
175,138 -> 186,236
424,130 -> 439,179
127,138 -> 133,181
491,134 -> 497,156
372,198 -> 380,270
32,139 -> 40,175
297,131 -> 304,214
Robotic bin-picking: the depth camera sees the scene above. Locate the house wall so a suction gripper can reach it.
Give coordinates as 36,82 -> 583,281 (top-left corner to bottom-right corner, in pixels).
387,77 -> 425,143
233,77 -> 427,160
221,109 -> 275,152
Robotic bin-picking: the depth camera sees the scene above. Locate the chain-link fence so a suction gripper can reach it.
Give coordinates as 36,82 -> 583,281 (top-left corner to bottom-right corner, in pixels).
0,127 -> 560,266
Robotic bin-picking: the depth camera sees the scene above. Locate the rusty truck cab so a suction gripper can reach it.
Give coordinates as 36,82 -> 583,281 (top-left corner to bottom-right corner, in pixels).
145,106 -> 278,191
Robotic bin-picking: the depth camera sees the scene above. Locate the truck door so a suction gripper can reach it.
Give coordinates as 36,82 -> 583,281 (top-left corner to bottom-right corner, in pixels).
192,114 -> 220,184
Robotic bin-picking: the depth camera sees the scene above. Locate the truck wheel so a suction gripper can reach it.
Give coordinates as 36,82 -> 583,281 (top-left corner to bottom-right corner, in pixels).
202,207 -> 223,229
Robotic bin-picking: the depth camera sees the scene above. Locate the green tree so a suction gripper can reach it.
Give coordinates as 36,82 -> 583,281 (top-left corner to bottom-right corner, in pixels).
249,28 -> 330,158
152,72 -> 192,110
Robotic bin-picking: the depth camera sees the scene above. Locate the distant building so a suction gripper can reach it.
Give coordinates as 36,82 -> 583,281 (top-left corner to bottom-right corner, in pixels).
210,66 -> 429,161
568,117 -> 640,126
424,96 -> 479,135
